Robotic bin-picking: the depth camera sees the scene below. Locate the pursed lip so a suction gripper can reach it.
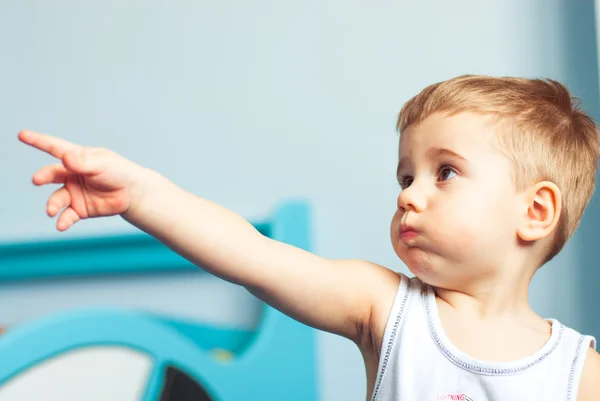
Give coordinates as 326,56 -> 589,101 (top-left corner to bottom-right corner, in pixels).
400,223 -> 420,242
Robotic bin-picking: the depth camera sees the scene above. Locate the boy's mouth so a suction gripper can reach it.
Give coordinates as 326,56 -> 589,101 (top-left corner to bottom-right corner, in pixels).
400,224 -> 419,242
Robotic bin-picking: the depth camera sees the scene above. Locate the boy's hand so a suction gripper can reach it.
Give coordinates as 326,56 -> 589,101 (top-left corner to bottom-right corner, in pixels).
18,130 -> 148,231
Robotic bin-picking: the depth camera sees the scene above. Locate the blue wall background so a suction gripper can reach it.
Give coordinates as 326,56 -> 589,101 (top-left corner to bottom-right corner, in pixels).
567,0 -> 600,342
1,1 -> 599,400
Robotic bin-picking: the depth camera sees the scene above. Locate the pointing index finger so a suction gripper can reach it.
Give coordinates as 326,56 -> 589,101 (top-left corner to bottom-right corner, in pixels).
18,130 -> 80,160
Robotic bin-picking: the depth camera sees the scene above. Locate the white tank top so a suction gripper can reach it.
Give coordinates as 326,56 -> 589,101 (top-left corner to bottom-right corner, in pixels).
370,275 -> 596,401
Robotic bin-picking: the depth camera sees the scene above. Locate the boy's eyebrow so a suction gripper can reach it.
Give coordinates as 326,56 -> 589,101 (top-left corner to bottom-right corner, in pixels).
397,147 -> 468,174
426,147 -> 468,163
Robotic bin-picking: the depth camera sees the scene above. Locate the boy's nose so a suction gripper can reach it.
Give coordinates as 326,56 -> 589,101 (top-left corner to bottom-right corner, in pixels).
397,185 -> 426,213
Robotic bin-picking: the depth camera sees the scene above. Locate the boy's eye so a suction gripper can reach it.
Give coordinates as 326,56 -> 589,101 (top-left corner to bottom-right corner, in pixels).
438,166 -> 457,182
399,166 -> 456,188
398,175 -> 413,189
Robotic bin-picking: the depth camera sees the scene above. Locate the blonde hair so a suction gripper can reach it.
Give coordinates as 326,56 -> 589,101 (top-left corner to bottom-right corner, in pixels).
397,75 -> 600,265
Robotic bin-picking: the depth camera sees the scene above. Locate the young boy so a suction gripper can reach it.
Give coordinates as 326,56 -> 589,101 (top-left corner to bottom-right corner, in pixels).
18,75 -> 600,400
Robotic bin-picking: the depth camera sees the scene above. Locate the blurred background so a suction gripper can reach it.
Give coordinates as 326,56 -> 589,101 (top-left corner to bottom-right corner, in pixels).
1,1 -> 600,400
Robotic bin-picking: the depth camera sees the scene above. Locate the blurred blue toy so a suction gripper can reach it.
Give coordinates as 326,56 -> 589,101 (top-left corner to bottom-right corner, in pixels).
0,202 -> 317,401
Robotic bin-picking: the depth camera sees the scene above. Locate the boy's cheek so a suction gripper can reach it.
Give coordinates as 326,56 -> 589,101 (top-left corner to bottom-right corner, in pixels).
432,206 -> 476,237
433,215 -> 481,256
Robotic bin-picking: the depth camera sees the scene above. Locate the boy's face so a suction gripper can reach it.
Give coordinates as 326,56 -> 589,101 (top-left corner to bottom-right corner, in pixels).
391,112 -> 523,290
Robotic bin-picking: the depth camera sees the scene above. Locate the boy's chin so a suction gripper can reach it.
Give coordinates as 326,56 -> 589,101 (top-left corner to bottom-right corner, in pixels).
395,246 -> 465,288
403,258 -> 458,289
403,257 -> 435,281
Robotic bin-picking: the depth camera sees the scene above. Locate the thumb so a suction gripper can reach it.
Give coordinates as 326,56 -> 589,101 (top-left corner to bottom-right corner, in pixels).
62,148 -> 105,176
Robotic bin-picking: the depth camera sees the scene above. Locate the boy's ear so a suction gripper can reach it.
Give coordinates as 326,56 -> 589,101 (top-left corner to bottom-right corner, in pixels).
517,181 -> 562,242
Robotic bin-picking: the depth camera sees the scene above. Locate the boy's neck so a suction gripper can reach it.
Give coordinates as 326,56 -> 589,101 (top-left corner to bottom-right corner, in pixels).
431,249 -> 544,320
432,271 -> 536,320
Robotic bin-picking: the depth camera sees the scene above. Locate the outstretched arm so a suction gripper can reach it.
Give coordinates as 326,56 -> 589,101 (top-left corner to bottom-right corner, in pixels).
131,183 -> 399,338
18,130 -> 400,343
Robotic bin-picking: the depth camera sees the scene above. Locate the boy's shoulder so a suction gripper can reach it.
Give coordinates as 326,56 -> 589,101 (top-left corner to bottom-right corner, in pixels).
578,346 -> 600,401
